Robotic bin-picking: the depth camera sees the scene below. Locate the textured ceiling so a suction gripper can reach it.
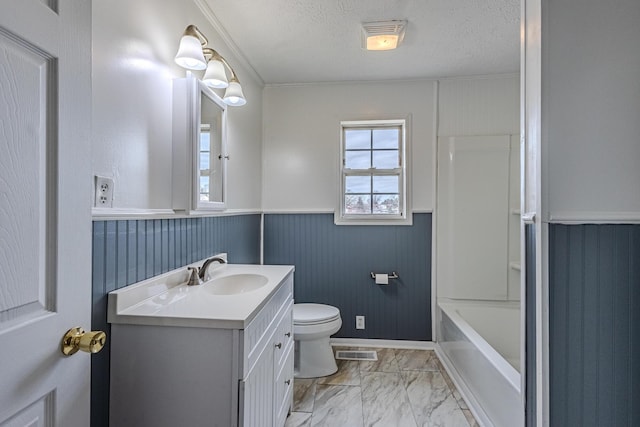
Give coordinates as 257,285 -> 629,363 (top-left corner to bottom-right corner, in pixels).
202,0 -> 520,85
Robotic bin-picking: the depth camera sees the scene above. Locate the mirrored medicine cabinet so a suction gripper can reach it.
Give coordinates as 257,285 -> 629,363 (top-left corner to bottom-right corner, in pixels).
172,75 -> 227,212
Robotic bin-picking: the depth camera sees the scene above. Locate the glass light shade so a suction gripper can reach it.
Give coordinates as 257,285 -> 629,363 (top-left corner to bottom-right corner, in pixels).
174,35 -> 207,70
366,34 -> 399,51
203,59 -> 229,89
223,81 -> 247,106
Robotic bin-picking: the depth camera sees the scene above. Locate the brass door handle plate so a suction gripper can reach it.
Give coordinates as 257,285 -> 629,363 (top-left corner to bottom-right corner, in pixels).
61,327 -> 106,356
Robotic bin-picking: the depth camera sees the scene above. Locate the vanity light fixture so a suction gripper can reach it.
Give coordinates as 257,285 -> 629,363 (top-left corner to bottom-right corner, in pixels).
174,25 -> 247,106
361,20 -> 407,51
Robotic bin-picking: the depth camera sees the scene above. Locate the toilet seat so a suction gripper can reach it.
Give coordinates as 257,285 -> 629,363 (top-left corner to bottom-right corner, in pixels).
294,304 -> 340,325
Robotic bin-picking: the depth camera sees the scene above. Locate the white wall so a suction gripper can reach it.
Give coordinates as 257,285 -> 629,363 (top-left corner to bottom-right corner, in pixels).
438,75 -> 520,137
262,81 -> 435,212
92,0 -> 263,212
543,0 -> 640,221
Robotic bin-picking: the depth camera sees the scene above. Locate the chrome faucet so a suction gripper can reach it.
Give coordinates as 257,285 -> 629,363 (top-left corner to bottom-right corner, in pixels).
198,256 -> 227,281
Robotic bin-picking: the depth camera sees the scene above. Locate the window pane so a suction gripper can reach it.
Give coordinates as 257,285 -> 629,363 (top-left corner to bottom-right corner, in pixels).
373,175 -> 398,193
373,194 -> 400,214
200,176 -> 209,201
345,194 -> 371,214
345,175 -> 371,193
345,150 -> 370,169
373,128 -> 398,149
200,133 -> 210,151
345,129 -> 371,150
373,150 -> 399,169
200,153 -> 210,170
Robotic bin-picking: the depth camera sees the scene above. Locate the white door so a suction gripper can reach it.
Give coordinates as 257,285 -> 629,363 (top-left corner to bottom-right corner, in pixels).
0,1 -> 92,426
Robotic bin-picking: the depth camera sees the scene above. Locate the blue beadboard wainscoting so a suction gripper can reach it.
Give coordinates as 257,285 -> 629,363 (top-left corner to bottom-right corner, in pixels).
549,224 -> 640,427
525,224 -> 536,427
91,214 -> 261,427
263,213 -> 432,341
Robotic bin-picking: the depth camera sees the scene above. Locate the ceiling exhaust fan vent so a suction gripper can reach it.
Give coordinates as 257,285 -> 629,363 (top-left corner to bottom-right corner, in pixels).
361,20 -> 407,50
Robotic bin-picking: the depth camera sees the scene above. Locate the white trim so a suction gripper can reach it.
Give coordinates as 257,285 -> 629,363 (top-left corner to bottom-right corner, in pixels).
91,208 -> 261,221
263,73 -> 520,89
193,0 -> 264,87
435,345 -> 491,427
330,338 -> 435,350
431,80 -> 439,343
259,213 -> 264,265
262,209 -> 336,214
334,217 -> 414,226
548,211 -> 640,224
263,209 -> 432,214
92,208 -> 176,219
93,208 -> 433,220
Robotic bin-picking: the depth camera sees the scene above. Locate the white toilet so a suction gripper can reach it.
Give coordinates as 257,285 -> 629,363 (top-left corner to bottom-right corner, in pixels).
293,303 -> 342,378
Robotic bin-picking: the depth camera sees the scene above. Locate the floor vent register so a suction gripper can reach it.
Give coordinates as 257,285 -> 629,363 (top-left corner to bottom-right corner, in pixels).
335,350 -> 378,361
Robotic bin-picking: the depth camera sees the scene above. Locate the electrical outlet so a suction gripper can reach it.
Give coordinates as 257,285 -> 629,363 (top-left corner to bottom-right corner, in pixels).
95,176 -> 114,207
356,315 -> 365,330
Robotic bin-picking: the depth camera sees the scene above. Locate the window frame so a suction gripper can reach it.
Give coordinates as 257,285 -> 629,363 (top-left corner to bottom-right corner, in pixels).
336,119 -> 412,225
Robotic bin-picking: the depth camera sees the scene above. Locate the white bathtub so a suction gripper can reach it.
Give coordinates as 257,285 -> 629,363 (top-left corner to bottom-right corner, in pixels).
438,301 -> 523,427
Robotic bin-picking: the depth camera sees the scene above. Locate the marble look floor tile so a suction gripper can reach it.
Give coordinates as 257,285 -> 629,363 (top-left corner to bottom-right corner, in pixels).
293,378 -> 317,412
317,360 -> 360,386
311,385 -> 364,427
359,347 -> 401,373
285,411 -> 312,427
462,409 -> 480,427
361,372 -> 417,427
394,349 -> 440,372
402,370 -> 469,427
435,359 -> 468,409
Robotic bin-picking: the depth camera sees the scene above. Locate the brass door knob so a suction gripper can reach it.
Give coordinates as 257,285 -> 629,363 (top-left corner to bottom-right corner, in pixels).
61,327 -> 106,356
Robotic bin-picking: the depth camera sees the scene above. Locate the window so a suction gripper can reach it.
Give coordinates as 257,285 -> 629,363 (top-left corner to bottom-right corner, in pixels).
337,119 -> 411,225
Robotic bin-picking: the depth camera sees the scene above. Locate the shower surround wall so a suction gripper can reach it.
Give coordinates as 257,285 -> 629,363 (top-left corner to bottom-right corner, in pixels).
91,214 -> 261,427
436,76 -> 520,302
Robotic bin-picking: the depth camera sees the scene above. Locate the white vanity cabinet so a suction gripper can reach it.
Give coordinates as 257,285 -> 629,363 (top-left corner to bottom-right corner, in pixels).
108,265 -> 294,427
239,279 -> 294,427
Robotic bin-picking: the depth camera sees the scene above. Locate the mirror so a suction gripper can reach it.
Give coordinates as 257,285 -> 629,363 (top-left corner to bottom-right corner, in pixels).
172,76 -> 227,212
198,89 -> 226,207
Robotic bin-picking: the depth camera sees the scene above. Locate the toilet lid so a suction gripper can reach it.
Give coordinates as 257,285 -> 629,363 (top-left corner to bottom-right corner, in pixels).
293,304 -> 340,325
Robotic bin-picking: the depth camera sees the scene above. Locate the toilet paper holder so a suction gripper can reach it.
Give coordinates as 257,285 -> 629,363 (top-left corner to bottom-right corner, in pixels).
370,272 -> 399,280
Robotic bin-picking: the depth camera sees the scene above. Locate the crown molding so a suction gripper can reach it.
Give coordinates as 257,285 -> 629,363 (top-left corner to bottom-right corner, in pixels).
194,0 -> 264,87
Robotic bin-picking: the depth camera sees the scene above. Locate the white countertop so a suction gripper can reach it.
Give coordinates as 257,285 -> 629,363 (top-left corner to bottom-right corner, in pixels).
107,263 -> 294,329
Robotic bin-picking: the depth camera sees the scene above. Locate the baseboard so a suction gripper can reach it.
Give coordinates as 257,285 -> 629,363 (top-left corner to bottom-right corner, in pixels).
434,345 -> 492,427
330,338 -> 435,350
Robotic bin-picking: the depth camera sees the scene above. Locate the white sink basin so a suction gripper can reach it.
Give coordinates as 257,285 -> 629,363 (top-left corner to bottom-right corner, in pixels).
108,263 -> 294,329
204,274 -> 269,295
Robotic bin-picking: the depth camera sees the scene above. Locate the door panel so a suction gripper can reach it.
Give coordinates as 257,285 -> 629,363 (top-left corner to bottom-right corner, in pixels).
0,1 -> 92,426
0,20 -> 57,332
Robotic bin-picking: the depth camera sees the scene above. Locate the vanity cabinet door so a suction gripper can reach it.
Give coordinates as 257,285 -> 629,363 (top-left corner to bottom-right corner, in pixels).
239,336 -> 275,427
274,347 -> 294,427
272,301 -> 294,427
238,274 -> 294,426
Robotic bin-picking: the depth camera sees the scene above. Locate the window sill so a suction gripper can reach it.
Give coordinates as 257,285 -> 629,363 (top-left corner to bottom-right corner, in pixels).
333,212 -> 413,226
